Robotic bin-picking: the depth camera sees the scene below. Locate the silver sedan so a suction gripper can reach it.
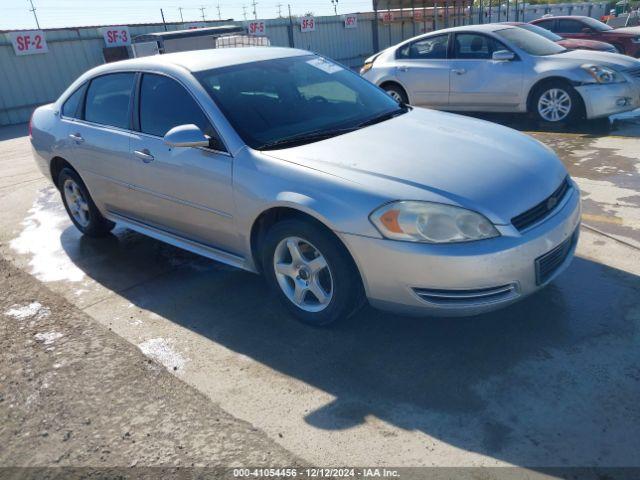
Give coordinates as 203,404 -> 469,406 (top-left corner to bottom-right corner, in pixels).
362,24 -> 640,123
30,47 -> 580,326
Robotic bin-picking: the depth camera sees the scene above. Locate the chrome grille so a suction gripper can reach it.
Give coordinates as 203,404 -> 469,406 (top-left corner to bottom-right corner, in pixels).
511,177 -> 570,232
413,284 -> 518,306
535,229 -> 579,285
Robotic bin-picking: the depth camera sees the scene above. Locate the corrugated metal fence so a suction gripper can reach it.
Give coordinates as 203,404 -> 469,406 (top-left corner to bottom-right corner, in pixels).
0,3 -> 607,126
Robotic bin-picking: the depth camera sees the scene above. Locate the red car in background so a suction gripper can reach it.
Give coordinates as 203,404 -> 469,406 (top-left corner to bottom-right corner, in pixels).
530,16 -> 640,57
503,22 -> 618,53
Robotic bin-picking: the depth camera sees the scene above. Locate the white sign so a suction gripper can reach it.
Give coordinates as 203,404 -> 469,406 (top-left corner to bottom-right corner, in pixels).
247,20 -> 266,36
300,16 -> 316,32
100,26 -> 131,47
9,31 -> 48,56
307,57 -> 343,74
344,15 -> 358,28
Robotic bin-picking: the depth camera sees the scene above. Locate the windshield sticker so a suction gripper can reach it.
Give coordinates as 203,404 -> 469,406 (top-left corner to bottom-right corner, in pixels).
307,57 -> 343,74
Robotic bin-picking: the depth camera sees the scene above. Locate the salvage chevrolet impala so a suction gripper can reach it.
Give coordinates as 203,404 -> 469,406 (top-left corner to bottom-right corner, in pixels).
30,48 -> 581,325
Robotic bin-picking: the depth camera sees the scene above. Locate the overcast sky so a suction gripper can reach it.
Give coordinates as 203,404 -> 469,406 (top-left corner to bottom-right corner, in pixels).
2,0 -> 375,30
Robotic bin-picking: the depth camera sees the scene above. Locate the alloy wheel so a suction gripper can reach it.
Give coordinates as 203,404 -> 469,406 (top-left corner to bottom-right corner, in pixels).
387,89 -> 403,102
537,88 -> 572,122
63,178 -> 90,227
273,236 -> 333,312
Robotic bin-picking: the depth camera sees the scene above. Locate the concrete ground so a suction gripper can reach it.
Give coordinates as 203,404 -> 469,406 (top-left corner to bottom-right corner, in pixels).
0,112 -> 639,470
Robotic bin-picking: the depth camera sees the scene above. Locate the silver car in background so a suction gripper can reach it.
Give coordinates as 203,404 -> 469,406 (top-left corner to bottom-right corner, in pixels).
362,24 -> 640,123
30,47 -> 580,326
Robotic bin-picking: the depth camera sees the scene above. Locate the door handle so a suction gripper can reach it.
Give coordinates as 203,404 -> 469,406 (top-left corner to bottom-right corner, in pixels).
397,66 -> 409,72
134,149 -> 155,163
68,133 -> 84,143
452,68 -> 467,75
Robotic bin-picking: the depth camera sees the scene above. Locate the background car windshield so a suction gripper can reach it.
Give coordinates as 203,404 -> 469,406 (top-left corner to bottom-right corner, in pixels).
495,27 -> 566,56
582,17 -> 613,31
195,55 -> 401,149
517,23 -> 563,42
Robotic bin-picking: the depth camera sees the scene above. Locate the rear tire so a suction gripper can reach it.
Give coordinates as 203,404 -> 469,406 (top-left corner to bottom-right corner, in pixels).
383,83 -> 409,104
262,219 -> 364,326
531,80 -> 582,124
57,167 -> 115,237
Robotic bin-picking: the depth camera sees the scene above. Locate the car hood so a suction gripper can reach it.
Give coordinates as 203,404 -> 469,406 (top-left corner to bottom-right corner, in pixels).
264,108 -> 567,225
558,38 -> 614,50
610,26 -> 640,35
550,48 -> 640,69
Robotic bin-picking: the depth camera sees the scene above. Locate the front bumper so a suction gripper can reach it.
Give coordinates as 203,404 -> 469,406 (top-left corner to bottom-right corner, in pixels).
575,81 -> 640,119
340,186 -> 581,317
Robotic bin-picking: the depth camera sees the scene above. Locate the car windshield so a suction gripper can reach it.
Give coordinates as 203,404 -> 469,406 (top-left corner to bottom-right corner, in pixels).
195,54 -> 405,150
495,27 -> 567,56
516,23 -> 563,42
581,17 -> 613,31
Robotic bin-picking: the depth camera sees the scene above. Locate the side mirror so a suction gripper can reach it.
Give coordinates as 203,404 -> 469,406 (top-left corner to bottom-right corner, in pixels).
163,124 -> 210,148
492,50 -> 515,61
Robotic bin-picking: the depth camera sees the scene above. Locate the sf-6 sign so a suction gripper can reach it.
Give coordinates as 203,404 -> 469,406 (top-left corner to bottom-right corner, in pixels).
344,15 -> 358,28
9,31 -> 48,56
100,26 -> 131,47
300,16 -> 315,32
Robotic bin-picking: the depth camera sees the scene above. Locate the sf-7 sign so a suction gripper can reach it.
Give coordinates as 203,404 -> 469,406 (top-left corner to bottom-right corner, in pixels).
9,31 -> 48,56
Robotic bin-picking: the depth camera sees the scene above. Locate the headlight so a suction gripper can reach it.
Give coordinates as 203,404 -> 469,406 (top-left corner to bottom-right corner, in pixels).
582,64 -> 623,83
370,201 -> 499,243
360,61 -> 373,75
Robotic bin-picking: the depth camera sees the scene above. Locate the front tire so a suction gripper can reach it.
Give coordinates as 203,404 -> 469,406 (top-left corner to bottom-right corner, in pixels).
57,167 -> 115,237
383,83 -> 409,104
262,219 -> 364,326
531,81 -> 582,124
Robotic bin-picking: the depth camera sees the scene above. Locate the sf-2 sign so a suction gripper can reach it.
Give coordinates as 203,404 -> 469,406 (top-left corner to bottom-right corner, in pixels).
300,16 -> 316,32
100,27 -> 131,47
9,31 -> 48,56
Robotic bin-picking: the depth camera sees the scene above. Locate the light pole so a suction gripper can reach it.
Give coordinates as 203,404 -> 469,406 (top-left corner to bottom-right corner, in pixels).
331,0 -> 339,15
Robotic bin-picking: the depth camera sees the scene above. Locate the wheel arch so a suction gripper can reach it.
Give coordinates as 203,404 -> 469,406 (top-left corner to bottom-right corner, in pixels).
50,156 -> 75,189
378,79 -> 411,103
248,205 -> 364,291
526,76 -> 586,117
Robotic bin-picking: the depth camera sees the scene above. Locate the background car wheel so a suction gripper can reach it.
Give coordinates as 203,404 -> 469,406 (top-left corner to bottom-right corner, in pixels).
262,219 -> 364,326
383,83 -> 409,104
531,81 -> 582,124
57,167 -> 115,237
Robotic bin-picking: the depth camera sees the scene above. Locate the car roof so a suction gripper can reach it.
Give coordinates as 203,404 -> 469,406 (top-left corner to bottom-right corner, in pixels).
532,15 -> 590,20
422,23 -> 517,35
100,47 -> 311,73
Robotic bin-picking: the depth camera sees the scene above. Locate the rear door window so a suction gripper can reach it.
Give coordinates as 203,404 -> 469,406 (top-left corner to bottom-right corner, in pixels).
84,73 -> 135,129
138,73 -> 215,139
62,84 -> 86,119
534,19 -> 556,31
453,33 -> 508,60
398,34 -> 449,59
556,19 -> 585,33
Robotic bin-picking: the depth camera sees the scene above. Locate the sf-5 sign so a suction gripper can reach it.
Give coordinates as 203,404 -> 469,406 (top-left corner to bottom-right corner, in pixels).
9,31 -> 48,56
100,27 -> 131,47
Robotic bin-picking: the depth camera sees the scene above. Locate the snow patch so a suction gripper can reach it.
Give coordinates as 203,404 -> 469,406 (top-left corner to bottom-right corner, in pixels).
34,331 -> 64,345
10,187 -> 85,282
138,338 -> 187,372
4,302 -> 50,320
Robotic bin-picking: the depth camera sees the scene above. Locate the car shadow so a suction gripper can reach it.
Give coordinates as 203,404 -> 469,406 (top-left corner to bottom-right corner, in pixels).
60,223 -> 640,468
0,123 -> 29,142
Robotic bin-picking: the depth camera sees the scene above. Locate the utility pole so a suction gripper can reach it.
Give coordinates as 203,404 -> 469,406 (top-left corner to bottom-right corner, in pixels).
27,0 -> 41,29
276,3 -> 283,17
242,5 -> 248,19
251,0 -> 258,19
331,0 -> 338,15
216,2 -> 221,20
199,6 -> 207,21
178,7 -> 184,22
160,8 -> 168,30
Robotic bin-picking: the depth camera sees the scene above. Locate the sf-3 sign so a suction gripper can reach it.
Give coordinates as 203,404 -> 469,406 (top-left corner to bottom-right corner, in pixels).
9,31 -> 48,56
100,26 -> 131,47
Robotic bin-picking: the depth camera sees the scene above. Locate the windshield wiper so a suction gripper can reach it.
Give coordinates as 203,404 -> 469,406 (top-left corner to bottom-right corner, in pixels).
258,126 -> 360,150
357,105 -> 410,128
